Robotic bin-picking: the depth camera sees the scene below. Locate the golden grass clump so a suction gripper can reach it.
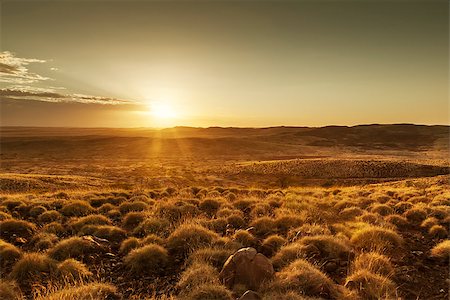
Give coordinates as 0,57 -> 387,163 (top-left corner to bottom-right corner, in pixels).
403,207 -> 427,224
69,214 -> 112,232
10,253 -> 57,283
289,224 -> 331,241
119,201 -> 149,214
34,282 -> 118,300
124,244 -> 169,274
188,247 -> 234,269
370,204 -> 394,216
199,199 -> 222,216
0,211 -> 12,221
56,258 -> 92,281
272,242 -> 305,270
351,252 -> 394,276
29,205 -> 47,218
275,215 -> 303,235
181,284 -> 233,300
29,233 -> 59,251
384,215 -> 408,227
0,280 -> 23,300
133,217 -> 171,237
421,217 -> 439,229
0,239 -> 22,267
176,262 -> 220,291
429,206 -> 450,220
60,201 -> 95,217
430,240 -> 450,260
351,226 -> 402,253
80,225 -> 127,243
296,235 -> 352,265
141,234 -> 164,245
119,237 -> 141,255
47,236 -> 105,261
264,258 -> 341,299
217,208 -> 243,218
97,203 -> 116,214
0,219 -> 36,242
202,218 -> 228,234
261,290 -> 320,300
356,212 -> 384,225
250,216 -> 276,237
37,210 -> 62,223
339,207 -> 364,220
393,201 -> 413,214
233,199 -> 255,213
345,269 -> 396,300
261,234 -> 287,257
1,200 -> 25,211
334,200 -> 358,210
232,229 -> 258,248
121,211 -> 146,231
42,222 -> 66,236
226,214 -> 246,229
167,223 -> 219,257
428,225 -> 448,239
250,203 -> 272,219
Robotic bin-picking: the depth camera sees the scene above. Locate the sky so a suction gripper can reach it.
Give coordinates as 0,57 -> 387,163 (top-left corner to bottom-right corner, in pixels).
0,0 -> 448,128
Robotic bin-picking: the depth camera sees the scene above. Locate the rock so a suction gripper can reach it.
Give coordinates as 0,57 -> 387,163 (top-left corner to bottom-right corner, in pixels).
219,247 -> 274,291
239,290 -> 261,300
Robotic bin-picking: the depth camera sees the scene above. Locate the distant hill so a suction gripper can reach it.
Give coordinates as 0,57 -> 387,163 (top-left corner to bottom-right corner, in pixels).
0,124 -> 448,160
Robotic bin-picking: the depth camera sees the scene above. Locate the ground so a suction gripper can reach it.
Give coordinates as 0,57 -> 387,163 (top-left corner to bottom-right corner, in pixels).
0,125 -> 448,299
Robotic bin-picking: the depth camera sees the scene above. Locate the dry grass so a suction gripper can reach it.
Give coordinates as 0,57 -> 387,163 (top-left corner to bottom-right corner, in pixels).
38,210 -> 63,223
430,240 -> 450,260
264,258 -> 342,299
60,201 -> 95,217
181,284 -> 233,300
166,223 -> 218,257
69,214 -> 111,232
34,282 -> 118,300
0,174 -> 448,299
428,225 -> 448,238
47,237 -> 105,261
124,244 -> 169,274
133,217 -> 171,237
0,239 -> 22,267
345,269 -> 396,300
176,262 -> 220,291
0,219 -> 36,242
56,259 -> 92,281
119,237 -> 141,255
0,280 -> 23,300
10,253 -> 57,283
351,226 -> 402,253
351,252 -> 394,276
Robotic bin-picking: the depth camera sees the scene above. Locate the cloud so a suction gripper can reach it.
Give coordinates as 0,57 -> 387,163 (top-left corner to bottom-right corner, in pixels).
0,86 -> 133,105
0,52 -> 138,105
0,51 -> 49,84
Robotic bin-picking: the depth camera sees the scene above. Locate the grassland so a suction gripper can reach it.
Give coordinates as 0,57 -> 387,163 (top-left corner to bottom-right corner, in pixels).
0,125 -> 448,299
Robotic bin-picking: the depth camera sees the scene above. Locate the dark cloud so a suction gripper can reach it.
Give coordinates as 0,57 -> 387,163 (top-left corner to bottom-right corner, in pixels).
0,52 -> 138,105
0,86 -> 134,105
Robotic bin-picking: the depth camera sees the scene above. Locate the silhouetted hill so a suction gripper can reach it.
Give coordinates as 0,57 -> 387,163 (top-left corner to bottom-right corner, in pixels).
0,124 -> 448,160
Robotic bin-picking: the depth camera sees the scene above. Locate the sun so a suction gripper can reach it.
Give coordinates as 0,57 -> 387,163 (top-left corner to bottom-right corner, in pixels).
150,102 -> 177,119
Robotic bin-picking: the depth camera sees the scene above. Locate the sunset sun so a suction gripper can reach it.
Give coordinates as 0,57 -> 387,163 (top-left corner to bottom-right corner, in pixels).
150,102 -> 177,119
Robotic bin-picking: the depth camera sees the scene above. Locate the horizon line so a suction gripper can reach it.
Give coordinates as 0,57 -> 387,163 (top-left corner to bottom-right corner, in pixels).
1,122 -> 449,130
